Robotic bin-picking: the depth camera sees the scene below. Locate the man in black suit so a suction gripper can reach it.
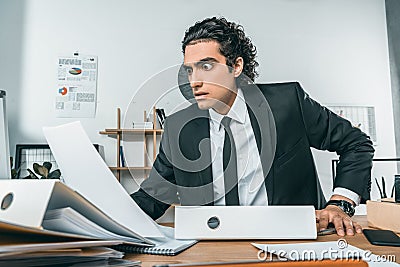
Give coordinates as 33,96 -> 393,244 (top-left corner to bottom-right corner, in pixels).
131,17 -> 374,236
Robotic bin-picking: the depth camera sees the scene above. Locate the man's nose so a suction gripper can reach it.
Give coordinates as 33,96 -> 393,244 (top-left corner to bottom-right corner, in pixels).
189,70 -> 203,88
190,79 -> 203,89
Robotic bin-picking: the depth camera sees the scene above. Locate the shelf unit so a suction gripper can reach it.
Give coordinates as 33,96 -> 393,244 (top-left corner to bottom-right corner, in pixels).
99,107 -> 163,181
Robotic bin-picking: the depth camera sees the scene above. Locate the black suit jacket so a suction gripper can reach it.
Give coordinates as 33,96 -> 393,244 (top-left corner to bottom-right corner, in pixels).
132,82 -> 374,220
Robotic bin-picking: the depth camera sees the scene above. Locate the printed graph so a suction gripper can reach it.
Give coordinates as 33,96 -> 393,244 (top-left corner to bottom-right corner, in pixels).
327,105 -> 377,144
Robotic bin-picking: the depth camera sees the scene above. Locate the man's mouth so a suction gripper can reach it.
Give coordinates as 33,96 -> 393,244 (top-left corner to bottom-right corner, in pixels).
194,91 -> 208,99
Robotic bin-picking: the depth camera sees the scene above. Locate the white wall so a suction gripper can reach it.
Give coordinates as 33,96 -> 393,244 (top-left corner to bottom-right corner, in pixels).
0,0 -> 395,204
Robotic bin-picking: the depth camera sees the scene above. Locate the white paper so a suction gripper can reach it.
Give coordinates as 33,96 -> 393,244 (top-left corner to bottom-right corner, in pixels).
56,54 -> 97,118
43,207 -> 147,244
43,121 -> 163,238
252,242 -> 399,266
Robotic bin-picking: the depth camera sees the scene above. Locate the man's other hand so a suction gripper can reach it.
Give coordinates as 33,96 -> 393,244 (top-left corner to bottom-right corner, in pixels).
316,205 -> 362,236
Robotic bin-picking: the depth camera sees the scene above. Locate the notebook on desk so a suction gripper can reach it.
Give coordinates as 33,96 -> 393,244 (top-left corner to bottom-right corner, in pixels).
114,225 -> 197,256
43,121 -> 197,255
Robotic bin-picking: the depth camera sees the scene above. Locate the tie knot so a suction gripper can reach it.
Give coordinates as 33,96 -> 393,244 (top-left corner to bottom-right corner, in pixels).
221,117 -> 232,129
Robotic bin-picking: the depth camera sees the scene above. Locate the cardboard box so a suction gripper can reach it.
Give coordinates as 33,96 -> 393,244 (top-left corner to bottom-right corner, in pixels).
367,199 -> 400,233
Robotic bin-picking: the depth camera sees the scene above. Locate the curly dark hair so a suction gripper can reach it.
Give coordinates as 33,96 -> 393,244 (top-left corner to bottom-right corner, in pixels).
182,17 -> 259,86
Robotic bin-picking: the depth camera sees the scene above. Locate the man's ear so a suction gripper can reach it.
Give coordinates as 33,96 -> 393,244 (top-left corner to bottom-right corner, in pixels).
233,57 -> 244,78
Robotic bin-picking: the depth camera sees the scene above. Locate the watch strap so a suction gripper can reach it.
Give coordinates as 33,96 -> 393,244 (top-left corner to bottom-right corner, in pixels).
325,199 -> 355,217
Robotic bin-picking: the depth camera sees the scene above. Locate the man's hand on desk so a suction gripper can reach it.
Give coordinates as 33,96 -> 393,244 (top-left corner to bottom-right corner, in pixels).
316,195 -> 362,237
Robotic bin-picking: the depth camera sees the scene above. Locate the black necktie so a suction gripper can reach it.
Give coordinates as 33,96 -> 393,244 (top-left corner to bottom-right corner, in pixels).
221,117 -> 239,205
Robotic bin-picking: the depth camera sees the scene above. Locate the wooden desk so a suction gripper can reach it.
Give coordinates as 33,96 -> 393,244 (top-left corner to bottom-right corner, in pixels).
125,216 -> 400,267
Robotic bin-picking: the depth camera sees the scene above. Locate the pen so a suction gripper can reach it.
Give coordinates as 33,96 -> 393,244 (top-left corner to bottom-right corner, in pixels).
381,176 -> 387,198
391,184 -> 395,198
375,177 -> 385,198
317,227 -> 337,236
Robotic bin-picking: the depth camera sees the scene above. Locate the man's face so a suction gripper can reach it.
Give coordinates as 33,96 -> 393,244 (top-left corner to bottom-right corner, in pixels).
183,41 -> 238,114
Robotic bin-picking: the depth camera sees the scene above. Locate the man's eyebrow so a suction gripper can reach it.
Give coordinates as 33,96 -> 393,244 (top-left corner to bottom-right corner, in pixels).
198,57 -> 218,63
183,57 -> 219,68
195,57 -> 219,65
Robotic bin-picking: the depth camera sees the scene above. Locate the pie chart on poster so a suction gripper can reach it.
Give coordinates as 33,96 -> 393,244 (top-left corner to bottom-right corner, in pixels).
69,67 -> 82,75
59,87 -> 68,95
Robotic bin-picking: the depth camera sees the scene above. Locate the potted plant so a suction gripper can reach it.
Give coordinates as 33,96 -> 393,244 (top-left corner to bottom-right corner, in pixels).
23,162 -> 61,179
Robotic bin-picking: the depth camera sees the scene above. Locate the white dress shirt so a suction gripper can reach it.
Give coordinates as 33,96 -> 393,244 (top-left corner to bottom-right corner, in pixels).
208,89 -> 361,206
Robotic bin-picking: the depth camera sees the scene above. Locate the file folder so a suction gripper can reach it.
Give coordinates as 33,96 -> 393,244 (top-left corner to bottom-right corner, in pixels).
0,180 -> 150,244
175,206 -> 317,240
43,121 -> 163,238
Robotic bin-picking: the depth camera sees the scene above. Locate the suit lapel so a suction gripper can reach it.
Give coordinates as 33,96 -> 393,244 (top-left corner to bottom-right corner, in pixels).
243,85 -> 277,204
187,107 -> 214,205
248,106 -> 261,154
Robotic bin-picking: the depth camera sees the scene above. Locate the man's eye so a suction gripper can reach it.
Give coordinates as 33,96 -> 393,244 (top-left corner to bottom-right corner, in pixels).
186,68 -> 193,75
202,63 -> 213,71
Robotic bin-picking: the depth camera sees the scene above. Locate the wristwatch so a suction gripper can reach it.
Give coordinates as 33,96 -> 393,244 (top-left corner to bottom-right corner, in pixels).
325,200 -> 355,217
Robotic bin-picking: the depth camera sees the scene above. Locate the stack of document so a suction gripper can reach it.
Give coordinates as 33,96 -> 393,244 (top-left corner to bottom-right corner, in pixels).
0,178 -> 197,257
0,233 -> 140,267
42,121 -> 198,255
42,207 -> 148,245
41,206 -> 197,255
0,121 -> 196,266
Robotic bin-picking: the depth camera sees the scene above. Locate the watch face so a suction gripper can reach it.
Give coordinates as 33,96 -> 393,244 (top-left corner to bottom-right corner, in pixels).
343,201 -> 355,216
327,200 -> 355,217
343,204 -> 355,216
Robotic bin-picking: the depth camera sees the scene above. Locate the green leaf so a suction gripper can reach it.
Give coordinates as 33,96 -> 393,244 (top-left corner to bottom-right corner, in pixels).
47,169 -> 61,179
33,163 -> 49,178
25,169 -> 39,179
43,162 -> 52,171
11,166 -> 21,179
33,163 -> 41,175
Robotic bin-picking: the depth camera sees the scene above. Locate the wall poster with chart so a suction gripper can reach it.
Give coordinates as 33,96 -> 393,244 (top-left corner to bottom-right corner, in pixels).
327,105 -> 377,144
56,53 -> 98,118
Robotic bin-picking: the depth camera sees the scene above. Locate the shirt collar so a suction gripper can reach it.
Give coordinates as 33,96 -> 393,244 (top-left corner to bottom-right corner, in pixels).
209,88 -> 246,132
